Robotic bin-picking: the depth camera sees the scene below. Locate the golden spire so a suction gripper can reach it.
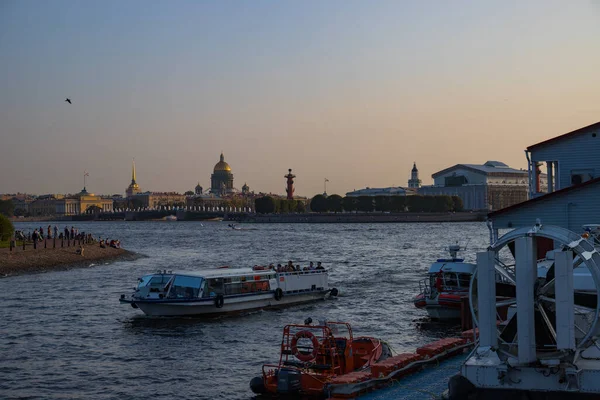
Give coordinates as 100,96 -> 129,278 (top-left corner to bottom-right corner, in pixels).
132,158 -> 137,184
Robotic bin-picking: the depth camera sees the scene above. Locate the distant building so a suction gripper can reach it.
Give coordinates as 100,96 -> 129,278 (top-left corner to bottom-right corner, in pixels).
131,192 -> 186,208
125,159 -> 142,197
195,183 -> 203,195
9,195 -> 34,215
408,162 -> 422,188
29,188 -> 113,216
419,161 -> 536,211
210,153 -> 234,195
345,187 -> 411,197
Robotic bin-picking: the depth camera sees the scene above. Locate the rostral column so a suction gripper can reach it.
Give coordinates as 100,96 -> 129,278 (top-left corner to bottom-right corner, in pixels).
284,169 -> 296,200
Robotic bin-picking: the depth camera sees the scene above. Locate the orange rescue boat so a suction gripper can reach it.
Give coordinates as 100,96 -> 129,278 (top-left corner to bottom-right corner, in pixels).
250,319 -> 391,398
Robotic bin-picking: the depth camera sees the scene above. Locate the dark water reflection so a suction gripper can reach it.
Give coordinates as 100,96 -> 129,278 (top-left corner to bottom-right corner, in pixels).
1,221 -> 489,399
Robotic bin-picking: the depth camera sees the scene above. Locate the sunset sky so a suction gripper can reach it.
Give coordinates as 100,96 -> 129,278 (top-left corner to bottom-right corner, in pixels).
1,1 -> 600,197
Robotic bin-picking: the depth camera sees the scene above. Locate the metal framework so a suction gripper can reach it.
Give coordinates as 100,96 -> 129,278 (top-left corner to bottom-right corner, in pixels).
463,223 -> 600,393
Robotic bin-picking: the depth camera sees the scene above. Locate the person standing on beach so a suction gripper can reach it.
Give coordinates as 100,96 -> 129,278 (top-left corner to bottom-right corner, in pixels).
47,225 -> 51,239
64,226 -> 69,240
54,226 -> 58,239
70,226 -> 75,239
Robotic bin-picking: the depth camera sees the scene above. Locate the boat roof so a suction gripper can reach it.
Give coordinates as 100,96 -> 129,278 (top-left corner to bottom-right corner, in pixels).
147,267 -> 275,278
428,261 -> 475,274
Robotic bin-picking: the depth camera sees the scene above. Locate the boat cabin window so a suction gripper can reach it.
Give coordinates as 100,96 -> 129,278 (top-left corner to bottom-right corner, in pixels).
443,272 -> 458,288
169,275 -> 203,299
206,278 -> 225,297
224,275 -> 270,295
138,274 -> 172,290
458,273 -> 471,287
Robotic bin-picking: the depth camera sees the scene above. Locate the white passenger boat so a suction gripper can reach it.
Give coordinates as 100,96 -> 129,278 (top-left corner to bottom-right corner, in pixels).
119,266 -> 338,317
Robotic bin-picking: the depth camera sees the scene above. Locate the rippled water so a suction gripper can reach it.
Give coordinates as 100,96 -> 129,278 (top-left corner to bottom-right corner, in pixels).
1,221 -> 490,399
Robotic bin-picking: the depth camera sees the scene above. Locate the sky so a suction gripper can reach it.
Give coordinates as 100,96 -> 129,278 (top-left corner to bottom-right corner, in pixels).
1,1 -> 600,197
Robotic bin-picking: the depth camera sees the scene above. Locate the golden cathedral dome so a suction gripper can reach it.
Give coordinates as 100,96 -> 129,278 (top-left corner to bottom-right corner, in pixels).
213,153 -> 232,172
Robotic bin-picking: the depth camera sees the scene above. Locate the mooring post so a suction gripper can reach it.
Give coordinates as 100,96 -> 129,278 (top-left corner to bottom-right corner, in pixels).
67,239 -> 70,247
23,240 -> 25,250
10,240 -> 14,252
44,239 -> 47,249
53,238 -> 56,248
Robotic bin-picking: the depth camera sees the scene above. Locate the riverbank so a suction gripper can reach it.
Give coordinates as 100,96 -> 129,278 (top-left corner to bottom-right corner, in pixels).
0,245 -> 138,277
245,211 -> 487,223
11,210 -> 488,223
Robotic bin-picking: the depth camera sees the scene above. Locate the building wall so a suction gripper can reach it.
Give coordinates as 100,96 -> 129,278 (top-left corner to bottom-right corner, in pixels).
530,128 -> 600,191
418,185 -> 488,210
29,199 -> 58,216
211,171 -> 234,193
487,185 -> 529,211
134,193 -> 186,208
345,187 -> 408,197
433,169 -> 487,186
489,182 -> 600,232
79,196 -> 113,213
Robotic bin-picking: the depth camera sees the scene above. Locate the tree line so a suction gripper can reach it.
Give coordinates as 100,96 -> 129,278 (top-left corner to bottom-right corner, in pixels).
254,197 -> 307,214
310,194 -> 463,213
254,194 -> 463,214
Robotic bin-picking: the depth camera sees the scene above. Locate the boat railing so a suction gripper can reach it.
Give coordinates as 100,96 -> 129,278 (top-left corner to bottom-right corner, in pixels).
418,278 -> 431,296
278,269 -> 328,276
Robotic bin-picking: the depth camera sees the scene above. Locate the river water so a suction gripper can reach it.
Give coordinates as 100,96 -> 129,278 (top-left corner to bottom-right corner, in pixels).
1,221 -> 490,400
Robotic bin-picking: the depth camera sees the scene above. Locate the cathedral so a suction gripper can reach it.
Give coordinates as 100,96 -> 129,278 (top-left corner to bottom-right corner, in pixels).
210,153 -> 234,195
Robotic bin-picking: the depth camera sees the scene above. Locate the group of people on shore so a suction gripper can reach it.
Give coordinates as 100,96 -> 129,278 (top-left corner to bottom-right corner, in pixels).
23,225 -> 92,242
272,261 -> 324,272
99,238 -> 121,249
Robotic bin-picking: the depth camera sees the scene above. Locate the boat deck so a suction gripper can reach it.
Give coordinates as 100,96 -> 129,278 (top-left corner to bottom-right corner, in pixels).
358,351 -> 468,400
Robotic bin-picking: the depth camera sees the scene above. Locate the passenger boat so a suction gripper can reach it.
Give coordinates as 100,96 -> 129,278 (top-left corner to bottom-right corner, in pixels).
119,266 -> 338,317
413,244 -> 475,320
250,320 -> 392,398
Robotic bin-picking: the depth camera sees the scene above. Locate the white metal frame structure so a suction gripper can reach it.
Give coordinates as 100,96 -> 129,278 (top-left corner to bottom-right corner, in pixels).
463,224 -> 600,393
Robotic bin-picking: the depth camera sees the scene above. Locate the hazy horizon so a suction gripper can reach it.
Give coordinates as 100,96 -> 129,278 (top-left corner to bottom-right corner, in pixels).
2,1 -> 600,197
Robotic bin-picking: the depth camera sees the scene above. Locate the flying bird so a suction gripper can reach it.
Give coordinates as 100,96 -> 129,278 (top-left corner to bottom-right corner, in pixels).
65,98 -> 72,104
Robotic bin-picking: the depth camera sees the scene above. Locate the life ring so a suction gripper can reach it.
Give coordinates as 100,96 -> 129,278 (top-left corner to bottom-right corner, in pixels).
274,288 -> 283,301
291,330 -> 319,362
215,294 -> 224,308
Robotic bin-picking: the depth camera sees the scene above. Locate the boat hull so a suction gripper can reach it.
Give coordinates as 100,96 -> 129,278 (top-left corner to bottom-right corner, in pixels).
414,292 -> 464,320
121,290 -> 330,317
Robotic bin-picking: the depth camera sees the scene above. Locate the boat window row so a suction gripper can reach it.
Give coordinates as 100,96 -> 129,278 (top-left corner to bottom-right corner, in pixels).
170,275 -> 203,299
138,274 -> 173,291
430,272 -> 471,289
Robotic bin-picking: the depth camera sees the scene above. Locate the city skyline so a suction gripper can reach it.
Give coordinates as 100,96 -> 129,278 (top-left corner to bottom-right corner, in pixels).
2,1 -> 600,196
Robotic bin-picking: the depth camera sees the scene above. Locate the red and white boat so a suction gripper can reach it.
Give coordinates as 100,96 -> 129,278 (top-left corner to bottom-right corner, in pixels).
413,245 -> 475,320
